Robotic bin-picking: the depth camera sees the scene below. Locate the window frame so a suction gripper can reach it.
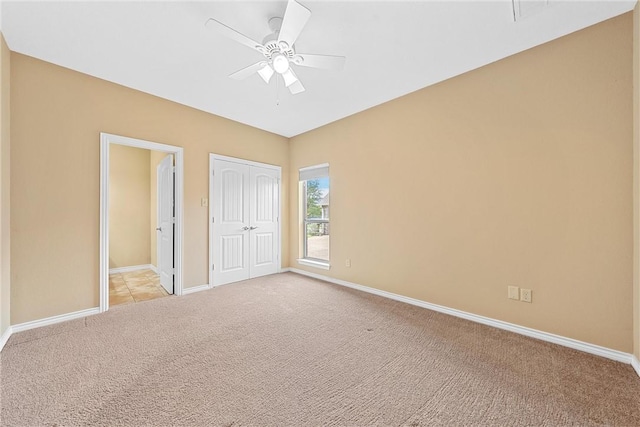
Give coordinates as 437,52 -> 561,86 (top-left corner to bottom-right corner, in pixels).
298,164 -> 330,269
303,182 -> 330,263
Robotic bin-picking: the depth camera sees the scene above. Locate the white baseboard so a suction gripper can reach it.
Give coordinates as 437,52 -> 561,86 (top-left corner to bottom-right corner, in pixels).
182,284 -> 211,295
0,326 -> 12,352
632,355 -> 640,377
149,264 -> 158,274
109,264 -> 154,274
11,307 -> 101,334
287,268 -> 635,366
3,270 -> 637,381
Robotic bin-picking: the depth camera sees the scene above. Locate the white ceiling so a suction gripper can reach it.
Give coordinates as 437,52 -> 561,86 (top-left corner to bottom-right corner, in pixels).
1,1 -> 635,137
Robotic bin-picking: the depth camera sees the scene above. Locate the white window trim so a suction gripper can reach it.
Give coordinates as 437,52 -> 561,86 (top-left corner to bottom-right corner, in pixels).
299,163 -> 329,181
297,258 -> 330,270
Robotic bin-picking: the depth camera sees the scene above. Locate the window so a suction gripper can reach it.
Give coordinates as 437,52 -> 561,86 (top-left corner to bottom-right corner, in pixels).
299,164 -> 330,268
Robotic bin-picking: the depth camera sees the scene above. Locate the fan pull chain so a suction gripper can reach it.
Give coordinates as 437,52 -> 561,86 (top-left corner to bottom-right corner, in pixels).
275,74 -> 281,106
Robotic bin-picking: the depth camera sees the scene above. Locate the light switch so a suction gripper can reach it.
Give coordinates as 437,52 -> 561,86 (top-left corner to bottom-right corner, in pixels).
201,198 -> 208,207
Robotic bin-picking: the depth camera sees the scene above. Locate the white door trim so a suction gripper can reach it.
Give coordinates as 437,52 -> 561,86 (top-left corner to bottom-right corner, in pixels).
208,153 -> 282,287
210,153 -> 282,170
99,132 -> 185,313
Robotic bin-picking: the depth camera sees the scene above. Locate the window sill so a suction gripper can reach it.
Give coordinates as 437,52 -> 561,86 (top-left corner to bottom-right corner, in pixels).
297,258 -> 330,270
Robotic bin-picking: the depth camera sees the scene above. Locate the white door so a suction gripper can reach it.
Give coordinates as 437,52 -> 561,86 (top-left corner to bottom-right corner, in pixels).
211,157 -> 280,286
249,166 -> 279,278
157,154 -> 174,294
212,159 -> 251,286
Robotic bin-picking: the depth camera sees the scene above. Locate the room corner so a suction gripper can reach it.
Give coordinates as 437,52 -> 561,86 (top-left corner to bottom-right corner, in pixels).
0,29 -> 11,347
633,1 -> 640,372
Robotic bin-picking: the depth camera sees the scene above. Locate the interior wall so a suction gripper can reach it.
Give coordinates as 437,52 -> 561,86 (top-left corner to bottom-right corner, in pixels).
634,3 -> 640,362
0,33 -> 10,337
109,144 -> 151,269
149,150 -> 165,269
10,53 -> 290,324
290,13 -> 633,352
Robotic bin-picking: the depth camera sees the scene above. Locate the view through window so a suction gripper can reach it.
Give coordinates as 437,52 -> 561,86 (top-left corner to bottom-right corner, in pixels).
303,175 -> 329,263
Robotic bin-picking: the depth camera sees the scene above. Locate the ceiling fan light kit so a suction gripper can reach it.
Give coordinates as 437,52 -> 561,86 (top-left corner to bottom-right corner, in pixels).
272,54 -> 290,74
206,0 -> 346,95
257,65 -> 274,84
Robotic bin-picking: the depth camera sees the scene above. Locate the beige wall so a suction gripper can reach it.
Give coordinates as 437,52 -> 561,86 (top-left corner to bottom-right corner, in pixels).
149,150 -> 165,268
634,4 -> 640,361
0,33 -> 10,337
290,13 -> 633,352
109,144 -> 151,269
10,53 -> 290,324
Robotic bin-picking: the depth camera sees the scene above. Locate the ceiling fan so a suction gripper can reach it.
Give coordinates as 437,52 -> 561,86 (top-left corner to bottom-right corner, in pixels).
206,0 -> 346,95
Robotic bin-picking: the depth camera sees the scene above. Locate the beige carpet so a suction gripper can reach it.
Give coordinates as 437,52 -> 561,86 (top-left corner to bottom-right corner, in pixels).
2,272 -> 640,426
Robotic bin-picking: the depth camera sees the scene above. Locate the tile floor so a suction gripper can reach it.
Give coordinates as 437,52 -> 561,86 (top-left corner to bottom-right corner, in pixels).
109,269 -> 170,306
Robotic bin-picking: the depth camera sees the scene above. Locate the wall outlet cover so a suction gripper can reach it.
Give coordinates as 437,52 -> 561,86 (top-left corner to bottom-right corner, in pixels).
520,288 -> 532,303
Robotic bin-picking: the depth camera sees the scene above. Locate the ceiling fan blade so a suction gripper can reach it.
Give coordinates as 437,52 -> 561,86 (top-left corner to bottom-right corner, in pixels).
288,79 -> 305,95
294,54 -> 346,71
278,0 -> 311,47
205,18 -> 264,52
229,62 -> 268,80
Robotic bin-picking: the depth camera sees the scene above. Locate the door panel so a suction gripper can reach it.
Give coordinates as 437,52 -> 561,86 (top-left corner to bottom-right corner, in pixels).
213,160 -> 250,285
249,167 -> 279,278
254,233 -> 274,265
157,154 -> 174,294
221,235 -> 245,270
255,175 -> 274,222
222,169 -> 244,222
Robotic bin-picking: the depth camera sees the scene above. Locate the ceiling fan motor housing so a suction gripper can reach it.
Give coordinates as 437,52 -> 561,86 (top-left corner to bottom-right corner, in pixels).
261,17 -> 296,62
268,16 -> 283,33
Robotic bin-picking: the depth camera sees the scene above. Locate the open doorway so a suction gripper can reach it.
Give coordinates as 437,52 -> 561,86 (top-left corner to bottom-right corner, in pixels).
107,145 -> 173,306
100,133 -> 184,313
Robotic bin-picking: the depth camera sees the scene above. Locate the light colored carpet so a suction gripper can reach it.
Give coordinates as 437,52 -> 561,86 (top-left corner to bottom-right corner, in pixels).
2,272 -> 640,426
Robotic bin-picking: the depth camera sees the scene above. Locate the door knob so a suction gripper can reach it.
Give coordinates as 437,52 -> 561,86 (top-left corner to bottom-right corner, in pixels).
242,226 -> 250,231
249,226 -> 258,230
156,227 -> 162,232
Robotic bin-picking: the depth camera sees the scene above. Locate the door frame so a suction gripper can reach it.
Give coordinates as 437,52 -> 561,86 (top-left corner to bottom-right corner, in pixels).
99,133 -> 185,313
208,153 -> 282,287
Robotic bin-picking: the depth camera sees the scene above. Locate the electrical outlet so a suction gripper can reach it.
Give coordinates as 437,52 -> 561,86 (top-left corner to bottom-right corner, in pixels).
520,288 -> 532,303
345,259 -> 351,268
508,286 -> 519,300
201,198 -> 208,207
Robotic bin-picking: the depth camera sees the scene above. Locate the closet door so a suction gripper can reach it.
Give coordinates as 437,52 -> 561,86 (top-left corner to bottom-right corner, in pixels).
210,156 -> 281,286
212,159 -> 251,286
249,166 -> 279,278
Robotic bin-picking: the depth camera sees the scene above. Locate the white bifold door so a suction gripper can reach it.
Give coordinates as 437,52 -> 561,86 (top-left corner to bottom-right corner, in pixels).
211,157 -> 280,286
157,154 -> 175,294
